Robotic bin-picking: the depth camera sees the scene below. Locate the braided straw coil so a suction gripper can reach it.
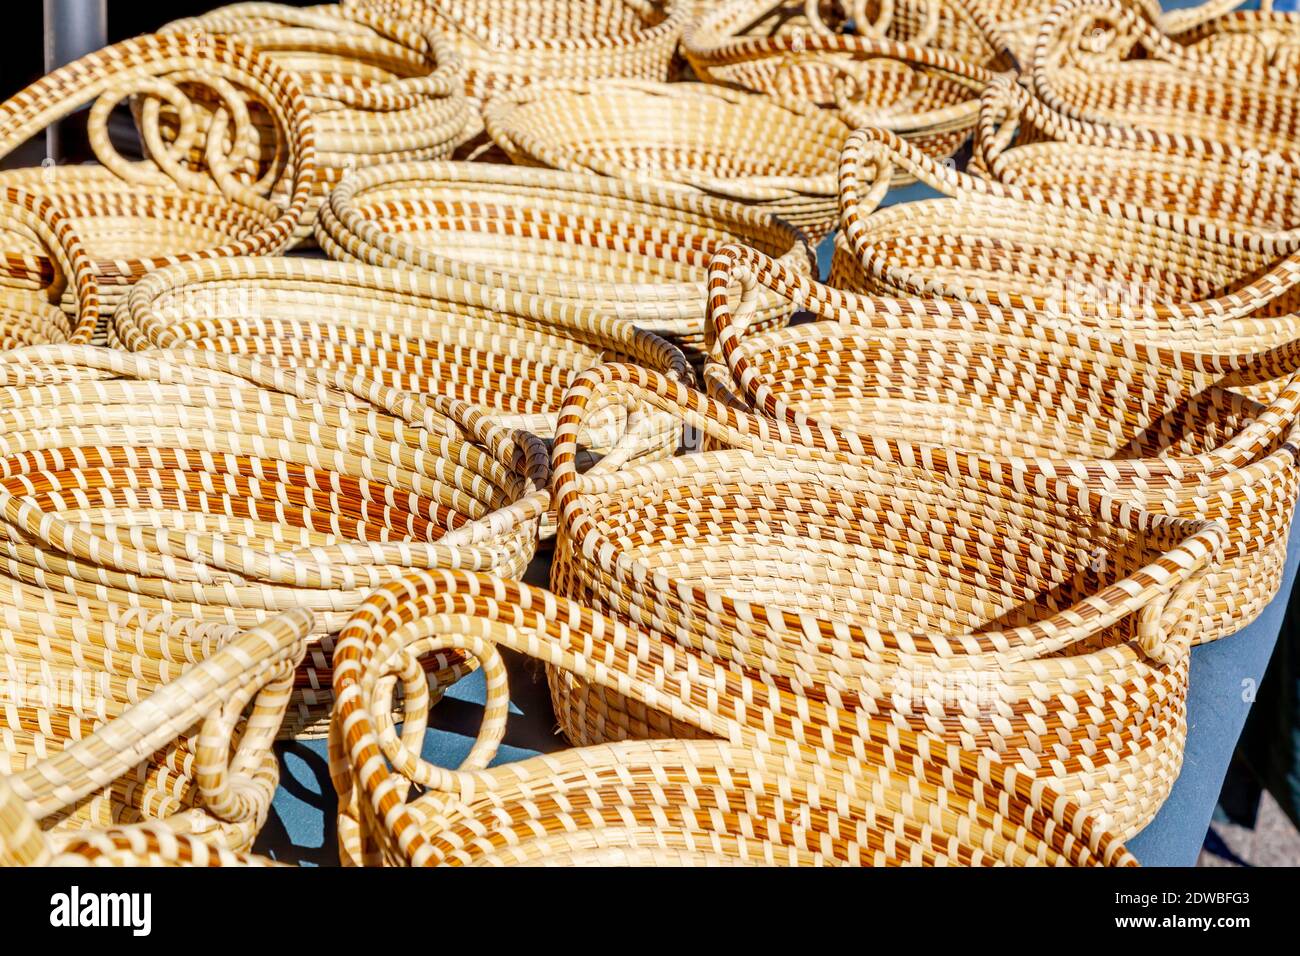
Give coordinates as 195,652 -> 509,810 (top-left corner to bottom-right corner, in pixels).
0,188 -> 100,348
0,609 -> 309,862
831,125 -> 1300,364
483,80 -> 845,242
158,3 -> 475,242
1026,0 -> 1300,153
342,0 -> 689,111
682,1 -> 1003,172
705,241 -> 1300,644
329,569 -> 1140,866
315,160 -> 812,366
540,363 -> 1227,838
0,346 -> 549,736
0,32 -> 317,336
111,255 -> 690,504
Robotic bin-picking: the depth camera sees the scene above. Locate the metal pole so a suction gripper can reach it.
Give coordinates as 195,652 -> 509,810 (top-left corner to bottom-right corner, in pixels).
43,0 -> 108,162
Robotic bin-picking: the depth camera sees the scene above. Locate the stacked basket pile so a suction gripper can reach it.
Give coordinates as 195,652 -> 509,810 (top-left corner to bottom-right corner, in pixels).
3,0 -> 1300,869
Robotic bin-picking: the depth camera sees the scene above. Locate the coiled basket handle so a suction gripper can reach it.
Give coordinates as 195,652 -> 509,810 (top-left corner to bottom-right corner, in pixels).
10,609 -> 310,831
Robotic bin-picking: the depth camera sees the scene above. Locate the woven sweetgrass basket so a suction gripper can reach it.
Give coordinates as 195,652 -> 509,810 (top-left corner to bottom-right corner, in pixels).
342,0 -> 689,115
328,570 -> 1139,866
682,1 -> 1002,173
0,609 -> 309,861
0,345 -> 549,737
965,0 -> 1257,64
971,79 -> 1300,232
1168,3 -> 1300,71
542,362 -> 1227,837
684,0 -> 1006,73
315,160 -> 812,366
483,79 -> 845,242
0,188 -> 100,348
0,32 -> 318,338
158,3 -> 476,242
831,125 -> 1300,364
1026,0 -> 1300,153
111,255 -> 690,512
705,242 -> 1300,644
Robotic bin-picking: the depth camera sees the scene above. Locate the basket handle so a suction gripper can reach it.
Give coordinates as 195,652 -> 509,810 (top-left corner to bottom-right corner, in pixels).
328,569 -> 727,866
838,122 -> 1027,250
802,0 -> 932,45
0,33 -> 317,257
971,76 -> 1130,175
1,187 -> 101,345
12,609 -> 310,826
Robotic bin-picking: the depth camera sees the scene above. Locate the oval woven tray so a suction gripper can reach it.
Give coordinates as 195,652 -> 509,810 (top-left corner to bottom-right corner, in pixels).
315,160 -> 813,366
543,362 -> 1226,837
0,346 -> 548,737
973,79 -> 1300,233
832,124 -> 1300,363
683,2 -> 1002,174
707,242 -> 1300,643
484,79 -> 845,242
112,254 -> 690,536
1027,0 -> 1300,153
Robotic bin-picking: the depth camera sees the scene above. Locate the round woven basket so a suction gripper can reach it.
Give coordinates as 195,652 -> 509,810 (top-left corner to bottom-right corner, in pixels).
111,255 -> 690,522
483,80 -> 845,242
972,79 -> 1300,233
683,2 -> 1002,173
328,570 -> 1140,866
315,160 -> 812,366
706,242 -> 1300,644
342,0 -> 688,114
543,362 -> 1226,838
0,609 -> 309,857
158,3 -> 476,242
0,32 -> 318,338
1026,0 -> 1300,153
0,188 -> 100,348
0,346 -> 548,737
832,124 -> 1300,363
